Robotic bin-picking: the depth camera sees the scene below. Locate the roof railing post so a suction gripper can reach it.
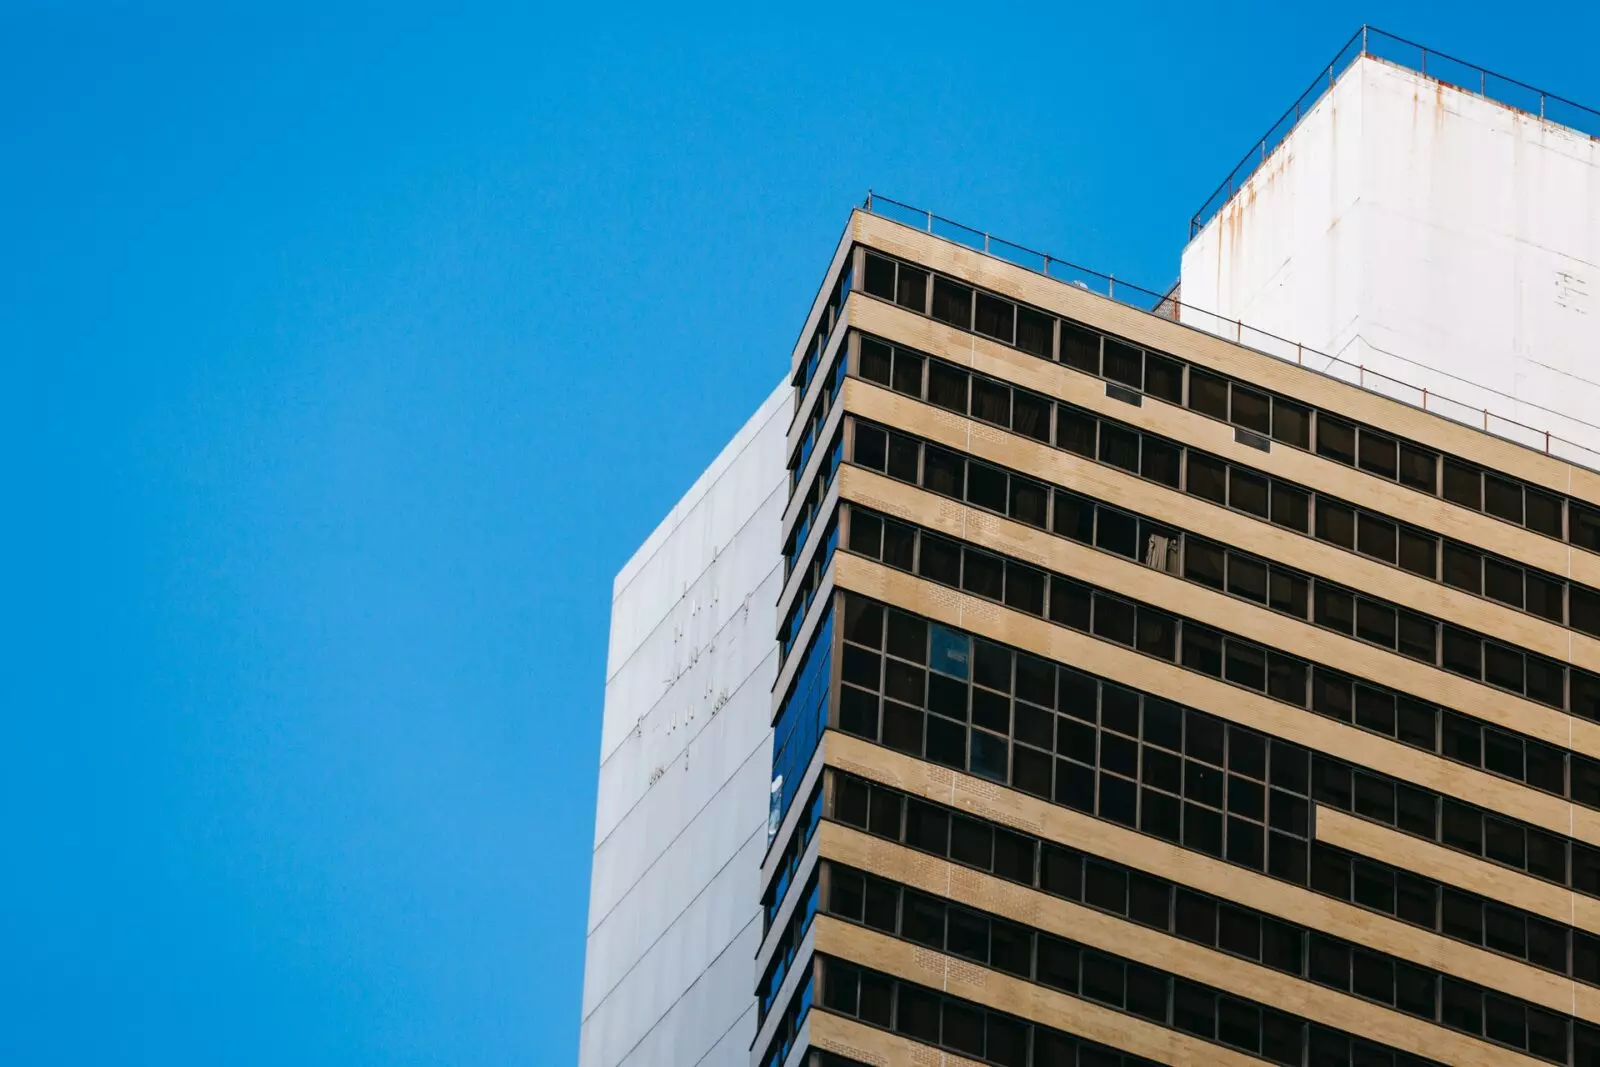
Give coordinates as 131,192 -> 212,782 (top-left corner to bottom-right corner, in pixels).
1296,342 -> 1303,366
1362,25 -> 1369,55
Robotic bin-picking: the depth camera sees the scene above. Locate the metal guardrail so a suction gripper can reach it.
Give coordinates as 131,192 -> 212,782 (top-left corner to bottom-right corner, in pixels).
860,191 -> 1600,474
1191,25 -> 1600,238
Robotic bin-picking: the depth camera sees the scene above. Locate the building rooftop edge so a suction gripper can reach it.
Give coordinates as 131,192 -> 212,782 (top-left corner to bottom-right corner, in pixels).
1189,25 -> 1600,239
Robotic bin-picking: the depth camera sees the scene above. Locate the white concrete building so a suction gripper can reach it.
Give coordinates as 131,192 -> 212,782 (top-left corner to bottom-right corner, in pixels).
1182,47 -> 1600,468
579,384 -> 788,1067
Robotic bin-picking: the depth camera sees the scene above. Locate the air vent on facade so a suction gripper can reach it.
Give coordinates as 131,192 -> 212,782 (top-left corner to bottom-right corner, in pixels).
1234,426 -> 1271,451
1106,382 -> 1143,406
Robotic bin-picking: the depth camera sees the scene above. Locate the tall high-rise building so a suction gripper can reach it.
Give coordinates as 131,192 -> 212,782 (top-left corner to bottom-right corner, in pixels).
585,28 -> 1600,1067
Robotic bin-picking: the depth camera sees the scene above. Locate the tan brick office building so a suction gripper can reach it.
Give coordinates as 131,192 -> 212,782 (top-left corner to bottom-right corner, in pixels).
755,195 -> 1600,1067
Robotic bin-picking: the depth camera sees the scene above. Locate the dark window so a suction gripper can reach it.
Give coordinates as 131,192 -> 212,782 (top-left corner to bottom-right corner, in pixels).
1187,454 -> 1228,505
1010,478 -> 1048,528
1225,642 -> 1267,691
1142,438 -> 1182,487
1269,570 -> 1309,617
966,461 -> 1007,513
1231,386 -> 1271,434
1190,537 -> 1222,588
1356,600 -> 1396,649
1483,642 -> 1525,693
1272,399 -> 1311,448
862,253 -> 896,299
1442,626 -> 1481,679
1012,392 -> 1051,442
974,292 -> 1014,344
1315,587 -> 1355,635
1137,612 -> 1179,664
854,423 -> 887,471
1398,444 -> 1438,492
923,444 -> 963,498
927,362 -> 969,414
1443,460 -> 1482,510
1574,586 -> 1600,638
919,533 -> 962,586
1398,528 -> 1437,578
1442,543 -> 1482,594
1096,508 -> 1139,558
1316,416 -> 1356,465
1271,482 -> 1310,532
962,549 -> 1004,601
1315,498 -> 1355,549
1099,424 -> 1141,473
1231,470 -> 1269,518
1358,431 -> 1398,479
1059,322 -> 1101,373
1189,369 -> 1229,419
1183,625 -> 1224,677
1053,491 -> 1095,543
1526,488 -> 1563,537
1356,513 -> 1397,563
1093,594 -> 1136,646
1227,555 -> 1268,603
970,377 -> 1010,427
1484,474 -> 1523,524
1526,573 -> 1564,623
1103,340 -> 1143,388
897,266 -> 928,312
1145,354 -> 1183,403
859,337 -> 893,386
891,349 -> 922,396
1016,306 -> 1052,358
887,432 -> 919,482
1574,503 -> 1600,551
1056,406 -> 1096,457
931,276 -> 972,329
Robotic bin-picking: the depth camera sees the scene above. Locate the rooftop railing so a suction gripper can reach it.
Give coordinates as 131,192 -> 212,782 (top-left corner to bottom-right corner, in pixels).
1190,26 -> 1600,238
860,191 -> 1600,474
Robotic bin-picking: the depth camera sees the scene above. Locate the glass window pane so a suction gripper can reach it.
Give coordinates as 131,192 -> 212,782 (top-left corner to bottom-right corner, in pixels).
1189,369 -> 1229,419
1316,416 -> 1356,464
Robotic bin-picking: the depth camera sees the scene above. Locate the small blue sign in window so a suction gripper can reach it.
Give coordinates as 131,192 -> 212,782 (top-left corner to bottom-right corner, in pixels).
929,624 -> 970,679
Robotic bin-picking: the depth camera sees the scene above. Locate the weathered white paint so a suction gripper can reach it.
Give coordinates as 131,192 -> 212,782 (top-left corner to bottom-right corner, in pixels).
1182,54 -> 1600,463
580,382 -> 789,1067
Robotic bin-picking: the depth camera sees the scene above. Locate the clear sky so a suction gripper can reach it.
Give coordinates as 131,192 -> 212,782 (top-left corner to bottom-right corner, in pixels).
5,3 -> 1599,1064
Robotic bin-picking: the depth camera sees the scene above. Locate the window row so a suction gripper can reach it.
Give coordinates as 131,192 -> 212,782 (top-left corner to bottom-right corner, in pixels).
792,255 -> 852,397
1036,489 -> 1600,804
825,861 -> 1574,1062
781,515 -> 836,661
820,953 -> 1447,1067
759,965 -> 813,1067
845,418 -> 1600,721
783,429 -> 841,580
759,871 -> 818,1023
851,335 -> 1600,640
844,502 -> 1599,810
835,567 -> 1600,897
857,249 -> 1600,550
764,776 -> 822,931
790,339 -> 845,486
829,614 -> 1600,986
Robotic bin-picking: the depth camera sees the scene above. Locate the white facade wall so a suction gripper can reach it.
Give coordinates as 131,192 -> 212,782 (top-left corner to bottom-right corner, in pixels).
1182,55 -> 1600,465
580,382 -> 789,1067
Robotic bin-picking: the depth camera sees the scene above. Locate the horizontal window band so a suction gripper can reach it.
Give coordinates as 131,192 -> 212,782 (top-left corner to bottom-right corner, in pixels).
825,594 -> 1600,986
855,247 -> 1600,549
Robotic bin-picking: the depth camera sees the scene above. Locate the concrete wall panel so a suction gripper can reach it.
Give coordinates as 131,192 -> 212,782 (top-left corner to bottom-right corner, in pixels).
580,382 -> 789,1067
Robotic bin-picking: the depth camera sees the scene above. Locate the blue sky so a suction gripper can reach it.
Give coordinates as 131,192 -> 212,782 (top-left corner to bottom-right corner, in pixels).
4,4 -> 1599,1064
